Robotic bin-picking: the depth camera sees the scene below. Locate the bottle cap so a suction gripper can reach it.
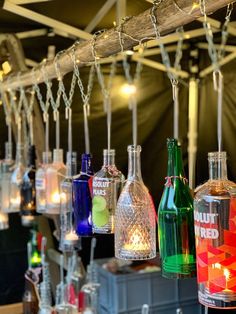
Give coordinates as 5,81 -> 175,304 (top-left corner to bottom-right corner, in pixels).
42,151 -> 52,164
53,149 -> 63,163
208,151 -> 227,160
127,145 -> 141,153
66,151 -> 77,163
82,153 -> 92,160
103,149 -> 115,156
21,215 -> 36,227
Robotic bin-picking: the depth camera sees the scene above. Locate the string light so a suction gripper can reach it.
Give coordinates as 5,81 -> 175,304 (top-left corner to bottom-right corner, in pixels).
120,83 -> 137,96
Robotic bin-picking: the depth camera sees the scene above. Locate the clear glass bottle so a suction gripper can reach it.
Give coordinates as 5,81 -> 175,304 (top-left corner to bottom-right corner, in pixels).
73,154 -> 94,237
1,142 -> 14,214
36,151 -> 52,213
92,149 -> 124,234
158,138 -> 196,279
9,143 -> 25,212
194,151 -> 236,309
60,151 -> 79,252
46,149 -> 66,215
115,145 -> 156,260
20,145 -> 37,226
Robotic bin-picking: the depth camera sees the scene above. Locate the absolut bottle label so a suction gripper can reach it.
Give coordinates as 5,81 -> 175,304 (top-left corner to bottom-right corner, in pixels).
194,195 -> 236,309
35,178 -> 45,190
92,178 -> 116,233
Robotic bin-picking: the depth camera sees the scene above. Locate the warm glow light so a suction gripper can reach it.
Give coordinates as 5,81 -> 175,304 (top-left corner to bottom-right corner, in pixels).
2,61 -> 11,74
123,226 -> 150,252
224,268 -> 230,282
121,83 -> 137,96
126,50 -> 134,56
65,231 -> 78,241
52,192 -> 61,204
60,192 -> 67,204
10,197 -> 21,205
0,213 -> 8,223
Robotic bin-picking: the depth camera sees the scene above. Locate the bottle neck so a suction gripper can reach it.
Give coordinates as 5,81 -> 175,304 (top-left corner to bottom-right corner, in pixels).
103,150 -> 115,167
42,152 -> 52,164
5,142 -> 13,161
81,154 -> 93,175
127,146 -> 142,181
66,153 -> 77,177
16,145 -> 24,165
166,141 -> 185,178
28,145 -> 36,168
209,156 -> 228,180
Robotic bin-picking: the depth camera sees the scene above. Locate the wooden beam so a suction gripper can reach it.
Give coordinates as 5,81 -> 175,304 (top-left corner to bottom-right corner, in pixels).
3,0 -> 92,40
12,0 -> 52,3
116,0 -> 127,25
1,0 -> 233,90
16,28 -> 47,39
138,27 -> 219,49
132,55 -> 190,78
200,51 -> 236,77
85,0 -> 117,33
197,42 -> 236,52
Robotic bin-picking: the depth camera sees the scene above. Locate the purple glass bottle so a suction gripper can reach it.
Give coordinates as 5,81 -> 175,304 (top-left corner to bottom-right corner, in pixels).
73,154 -> 94,236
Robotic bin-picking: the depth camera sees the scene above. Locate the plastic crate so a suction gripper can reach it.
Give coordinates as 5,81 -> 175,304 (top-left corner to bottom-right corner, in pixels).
95,259 -> 201,314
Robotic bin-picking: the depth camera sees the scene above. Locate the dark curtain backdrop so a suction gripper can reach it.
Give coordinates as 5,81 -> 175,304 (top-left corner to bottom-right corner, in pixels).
0,58 -> 236,308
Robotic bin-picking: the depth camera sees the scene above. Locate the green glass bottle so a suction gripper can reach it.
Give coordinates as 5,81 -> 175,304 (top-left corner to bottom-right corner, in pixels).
158,138 -> 196,278
29,226 -> 41,268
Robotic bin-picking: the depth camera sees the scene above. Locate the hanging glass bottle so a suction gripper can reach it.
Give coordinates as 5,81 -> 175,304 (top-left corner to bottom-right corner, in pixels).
1,142 -> 14,214
92,149 -> 124,234
46,149 -> 66,214
115,145 -> 156,260
73,154 -> 94,237
9,143 -> 25,212
194,151 -> 236,309
158,138 -> 196,279
36,151 -> 52,213
21,145 -> 37,227
28,223 -> 42,268
60,151 -> 79,251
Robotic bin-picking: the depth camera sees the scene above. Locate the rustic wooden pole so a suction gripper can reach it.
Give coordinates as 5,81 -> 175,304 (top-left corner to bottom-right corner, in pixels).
1,0 -> 234,90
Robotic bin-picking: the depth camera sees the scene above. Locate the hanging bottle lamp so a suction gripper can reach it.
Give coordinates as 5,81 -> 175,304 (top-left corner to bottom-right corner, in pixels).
92,60 -> 125,234
44,67 -> 66,215
57,62 -> 79,250
73,63 -> 95,237
9,90 -> 25,212
158,139 -> 196,278
34,76 -> 52,214
20,89 -> 38,227
1,99 -> 14,227
115,54 -> 156,260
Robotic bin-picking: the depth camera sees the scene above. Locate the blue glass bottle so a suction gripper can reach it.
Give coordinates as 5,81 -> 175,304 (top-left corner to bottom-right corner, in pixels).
73,154 -> 94,236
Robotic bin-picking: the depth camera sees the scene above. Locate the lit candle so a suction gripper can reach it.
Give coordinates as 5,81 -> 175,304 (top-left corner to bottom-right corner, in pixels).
123,226 -> 151,253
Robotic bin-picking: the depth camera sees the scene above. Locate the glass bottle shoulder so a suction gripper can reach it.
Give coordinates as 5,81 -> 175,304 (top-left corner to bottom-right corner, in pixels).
194,178 -> 236,200
94,165 -> 124,181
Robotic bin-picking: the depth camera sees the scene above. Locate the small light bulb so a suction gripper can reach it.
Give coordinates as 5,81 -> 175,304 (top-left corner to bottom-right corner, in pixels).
126,50 -> 134,56
121,83 -> 137,96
